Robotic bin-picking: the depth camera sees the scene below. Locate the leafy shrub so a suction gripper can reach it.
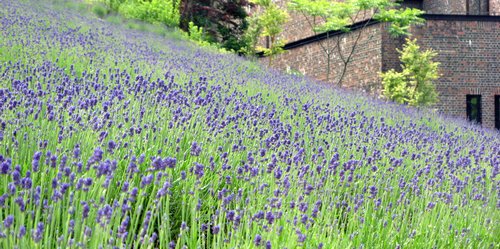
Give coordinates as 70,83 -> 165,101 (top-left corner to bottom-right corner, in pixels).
381,38 -> 440,106
118,0 -> 180,27
91,3 -> 108,18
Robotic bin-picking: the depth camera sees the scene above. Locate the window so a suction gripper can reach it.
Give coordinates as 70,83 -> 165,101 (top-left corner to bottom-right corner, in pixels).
495,95 -> 500,130
466,95 -> 482,124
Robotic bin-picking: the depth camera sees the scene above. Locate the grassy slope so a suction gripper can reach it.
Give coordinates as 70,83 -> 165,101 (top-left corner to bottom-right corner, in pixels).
0,0 -> 499,248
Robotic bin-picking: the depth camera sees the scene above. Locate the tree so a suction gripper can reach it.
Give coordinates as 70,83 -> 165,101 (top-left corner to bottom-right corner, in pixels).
288,0 -> 424,86
381,38 -> 439,106
246,0 -> 289,66
239,14 -> 264,56
179,0 -> 251,52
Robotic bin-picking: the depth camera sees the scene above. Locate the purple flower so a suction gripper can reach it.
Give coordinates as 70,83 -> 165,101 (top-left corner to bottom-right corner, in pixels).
150,232 -> 158,243
18,226 -> 26,238
82,201 -> 90,219
427,202 -> 436,210
156,180 -> 171,198
32,152 -> 42,172
88,147 -> 103,165
190,142 -> 202,156
226,210 -> 235,221
4,215 -> 14,228
265,211 -> 275,224
169,241 -> 176,249
108,140 -> 117,153
266,241 -> 272,249
296,230 -> 307,243
32,222 -> 44,242
212,225 -> 220,234
73,144 -> 81,158
194,163 -> 204,179
254,234 -> 262,246
274,167 -> 282,179
0,158 -> 11,174
8,182 -> 16,195
68,220 -> 75,234
163,157 -> 177,169
84,226 -> 92,237
181,221 -> 188,230
369,186 -> 378,199
141,174 -> 154,188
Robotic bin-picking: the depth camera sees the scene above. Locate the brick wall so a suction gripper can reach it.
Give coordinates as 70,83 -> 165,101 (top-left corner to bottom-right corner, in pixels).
423,0 -> 467,14
491,0 -> 500,15
381,24 -> 406,73
410,19 -> 500,128
255,1 -> 500,128
278,11 -> 320,44
422,0 -> 494,15
256,0 -> 429,45
262,23 -> 384,92
467,0 -> 490,15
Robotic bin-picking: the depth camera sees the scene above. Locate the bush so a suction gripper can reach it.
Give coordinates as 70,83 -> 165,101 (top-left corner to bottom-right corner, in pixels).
92,3 -> 108,18
118,0 -> 180,27
381,38 -> 440,107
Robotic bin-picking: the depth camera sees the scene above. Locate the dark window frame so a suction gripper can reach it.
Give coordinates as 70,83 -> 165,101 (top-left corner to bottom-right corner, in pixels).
466,94 -> 482,124
495,95 -> 500,130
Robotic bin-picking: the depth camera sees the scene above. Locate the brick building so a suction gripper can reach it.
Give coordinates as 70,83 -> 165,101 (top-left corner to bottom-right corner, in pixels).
259,0 -> 500,129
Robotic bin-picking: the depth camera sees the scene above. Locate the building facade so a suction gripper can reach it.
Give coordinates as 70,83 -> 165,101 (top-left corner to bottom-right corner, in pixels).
260,0 -> 500,129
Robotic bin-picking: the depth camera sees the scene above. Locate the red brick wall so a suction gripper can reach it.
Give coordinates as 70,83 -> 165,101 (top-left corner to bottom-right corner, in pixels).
255,1 -> 500,128
262,23 -> 383,93
381,24 -> 406,73
254,0 -> 378,44
422,0 -> 493,15
410,20 -> 500,128
491,0 -> 500,15
423,0 -> 467,14
279,11 -> 321,44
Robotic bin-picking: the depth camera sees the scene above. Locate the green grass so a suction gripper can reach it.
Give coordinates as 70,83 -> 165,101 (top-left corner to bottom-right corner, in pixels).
0,0 -> 498,249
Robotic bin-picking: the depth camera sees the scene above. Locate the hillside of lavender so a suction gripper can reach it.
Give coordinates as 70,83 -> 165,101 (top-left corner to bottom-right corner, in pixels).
0,0 -> 499,248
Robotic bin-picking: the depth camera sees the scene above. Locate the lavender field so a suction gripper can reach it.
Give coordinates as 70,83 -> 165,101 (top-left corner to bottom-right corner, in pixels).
0,0 -> 499,248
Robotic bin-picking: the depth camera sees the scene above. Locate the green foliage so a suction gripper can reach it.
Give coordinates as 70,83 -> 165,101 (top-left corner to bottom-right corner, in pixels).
118,0 -> 180,27
91,3 -> 108,18
247,0 -> 289,65
100,0 -> 126,11
375,7 -> 425,36
94,0 -> 180,27
289,0 -> 424,35
179,0 -> 250,52
239,15 -> 263,56
381,38 -> 440,106
187,21 -> 203,42
184,21 -> 213,47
